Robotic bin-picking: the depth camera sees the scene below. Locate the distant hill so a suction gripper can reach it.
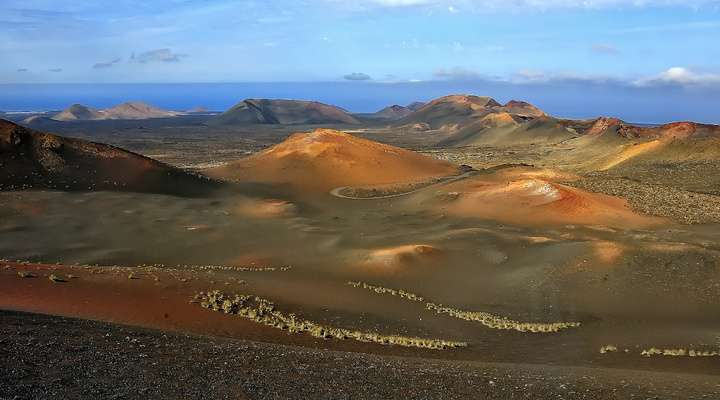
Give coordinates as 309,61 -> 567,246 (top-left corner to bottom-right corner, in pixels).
21,115 -> 56,125
496,100 -> 546,118
102,102 -> 179,120
441,114 -> 577,147
394,95 -> 503,130
52,104 -> 105,121
372,105 -> 414,120
52,102 -> 179,121
205,128 -> 459,191
207,99 -> 360,126
583,117 -> 720,140
393,95 -> 551,131
407,102 -> 426,111
0,119 -> 217,195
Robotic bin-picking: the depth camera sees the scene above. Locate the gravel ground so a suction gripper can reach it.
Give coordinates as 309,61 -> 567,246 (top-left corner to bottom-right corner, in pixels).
2,310 -> 720,400
567,176 -> 720,224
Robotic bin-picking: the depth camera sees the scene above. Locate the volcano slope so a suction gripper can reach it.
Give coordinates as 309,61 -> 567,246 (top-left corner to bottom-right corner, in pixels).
3,95 -> 720,399
208,99 -> 360,126
397,100 -> 720,224
205,128 -> 460,192
0,119 -> 218,196
404,165 -> 663,229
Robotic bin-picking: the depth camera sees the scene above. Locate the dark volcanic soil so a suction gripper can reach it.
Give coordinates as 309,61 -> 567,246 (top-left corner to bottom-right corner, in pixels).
2,310 -> 719,400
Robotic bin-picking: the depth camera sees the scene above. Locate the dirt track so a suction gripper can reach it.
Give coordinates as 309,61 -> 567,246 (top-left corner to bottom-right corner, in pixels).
329,171 -> 474,199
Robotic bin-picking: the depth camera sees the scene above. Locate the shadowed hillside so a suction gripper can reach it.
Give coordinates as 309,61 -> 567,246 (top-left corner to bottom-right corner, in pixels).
0,119 -> 218,195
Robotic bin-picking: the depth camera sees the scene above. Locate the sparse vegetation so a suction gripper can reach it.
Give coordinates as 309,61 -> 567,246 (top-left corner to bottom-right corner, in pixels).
641,348 -> 720,358
17,271 -> 36,278
600,345 -> 618,354
196,265 -> 292,272
347,281 -> 425,302
193,290 -> 467,350
48,274 -> 67,283
347,281 -> 581,333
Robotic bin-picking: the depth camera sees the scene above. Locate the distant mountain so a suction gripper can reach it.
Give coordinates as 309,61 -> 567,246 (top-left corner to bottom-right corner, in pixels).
207,99 -> 360,126
406,102 -> 426,111
0,119 -> 216,195
584,117 -> 720,140
440,114 -> 577,147
394,95 -> 503,130
372,105 -> 413,120
52,102 -> 179,121
496,100 -> 546,118
21,115 -> 56,125
102,102 -> 179,120
52,104 -> 105,121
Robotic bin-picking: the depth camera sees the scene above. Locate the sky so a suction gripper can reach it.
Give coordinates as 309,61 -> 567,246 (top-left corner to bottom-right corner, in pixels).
1,0 -> 719,121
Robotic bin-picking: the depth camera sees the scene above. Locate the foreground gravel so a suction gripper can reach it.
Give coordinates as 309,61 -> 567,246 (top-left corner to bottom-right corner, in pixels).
1,310 -> 719,400
568,176 -> 720,224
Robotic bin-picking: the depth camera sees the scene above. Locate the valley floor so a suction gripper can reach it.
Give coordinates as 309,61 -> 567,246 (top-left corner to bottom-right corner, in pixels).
2,310 -> 719,400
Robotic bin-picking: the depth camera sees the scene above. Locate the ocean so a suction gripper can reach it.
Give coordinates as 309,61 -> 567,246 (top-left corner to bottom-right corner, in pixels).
0,81 -> 717,124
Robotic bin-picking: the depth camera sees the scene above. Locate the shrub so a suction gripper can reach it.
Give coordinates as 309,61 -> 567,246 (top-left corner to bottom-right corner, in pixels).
347,281 -> 581,333
193,290 -> 467,350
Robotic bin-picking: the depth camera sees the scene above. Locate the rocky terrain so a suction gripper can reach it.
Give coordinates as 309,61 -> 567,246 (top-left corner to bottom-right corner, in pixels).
0,119 -> 217,195
3,310 -> 719,400
3,93 -> 720,399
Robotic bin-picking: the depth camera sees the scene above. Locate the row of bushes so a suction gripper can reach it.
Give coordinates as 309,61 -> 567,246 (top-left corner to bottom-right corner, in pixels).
600,344 -> 720,357
641,348 -> 720,357
195,265 -> 291,272
347,281 -> 425,302
347,281 -> 581,333
193,290 -> 467,350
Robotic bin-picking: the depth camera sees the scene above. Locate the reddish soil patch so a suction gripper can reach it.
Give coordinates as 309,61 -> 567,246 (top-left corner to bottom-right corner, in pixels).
437,172 -> 663,229
206,129 -> 459,191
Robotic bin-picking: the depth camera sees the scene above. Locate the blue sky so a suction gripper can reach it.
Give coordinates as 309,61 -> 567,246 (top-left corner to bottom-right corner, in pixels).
2,0 -> 719,85
1,1 -> 719,122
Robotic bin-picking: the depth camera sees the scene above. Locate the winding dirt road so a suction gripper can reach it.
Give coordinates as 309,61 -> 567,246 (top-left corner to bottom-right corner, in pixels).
329,171 -> 475,200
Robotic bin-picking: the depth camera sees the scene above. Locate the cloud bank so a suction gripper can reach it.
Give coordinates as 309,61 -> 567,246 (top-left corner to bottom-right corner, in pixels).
131,49 -> 187,64
361,0 -> 720,9
344,72 -> 372,81
92,58 -> 122,69
635,67 -> 720,87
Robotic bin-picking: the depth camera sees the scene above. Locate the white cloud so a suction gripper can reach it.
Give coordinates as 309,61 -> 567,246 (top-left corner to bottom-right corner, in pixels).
433,66 -> 720,88
256,16 -> 293,24
344,72 -> 372,80
131,48 -> 187,63
485,44 -> 505,52
635,67 -> 720,87
369,0 -> 434,6
511,69 -> 623,85
348,0 -> 720,10
92,58 -> 122,69
433,67 -> 494,81
591,43 -> 619,55
611,20 -> 720,34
